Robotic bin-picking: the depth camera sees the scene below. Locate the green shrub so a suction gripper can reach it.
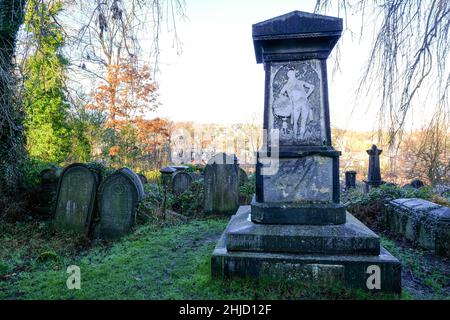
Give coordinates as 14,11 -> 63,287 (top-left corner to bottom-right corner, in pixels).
184,164 -> 203,174
37,250 -> 58,262
343,184 -> 434,226
240,173 -> 256,196
142,169 -> 161,183
22,158 -> 56,188
135,183 -> 164,224
169,180 -> 204,216
0,262 -> 9,276
85,161 -> 114,179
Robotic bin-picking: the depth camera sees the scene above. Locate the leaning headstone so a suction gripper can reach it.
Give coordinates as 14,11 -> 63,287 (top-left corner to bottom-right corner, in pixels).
344,170 -> 357,190
138,173 -> 148,185
97,167 -> 144,239
54,163 -> 99,235
211,11 -> 401,293
364,144 -> 384,192
238,168 -> 249,186
172,171 -> 193,195
204,153 -> 239,214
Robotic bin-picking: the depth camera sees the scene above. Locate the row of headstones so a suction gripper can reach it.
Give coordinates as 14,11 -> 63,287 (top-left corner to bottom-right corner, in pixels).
53,163 -> 145,239
162,153 -> 249,214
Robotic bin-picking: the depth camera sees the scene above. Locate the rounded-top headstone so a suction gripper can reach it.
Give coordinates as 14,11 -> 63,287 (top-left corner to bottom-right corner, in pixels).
119,167 -> 145,200
54,163 -> 100,235
41,166 -> 62,185
172,171 -> 193,195
97,167 -> 144,239
410,179 -> 425,189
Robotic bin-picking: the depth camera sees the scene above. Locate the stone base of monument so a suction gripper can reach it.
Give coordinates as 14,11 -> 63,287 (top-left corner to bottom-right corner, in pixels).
211,206 -> 402,293
251,199 -> 346,225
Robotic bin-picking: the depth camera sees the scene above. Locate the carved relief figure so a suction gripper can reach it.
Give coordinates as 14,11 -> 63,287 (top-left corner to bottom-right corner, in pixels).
278,70 -> 315,139
271,61 -> 324,145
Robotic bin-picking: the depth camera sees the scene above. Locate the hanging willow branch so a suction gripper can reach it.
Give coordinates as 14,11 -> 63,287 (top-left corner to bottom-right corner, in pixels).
315,0 -> 450,150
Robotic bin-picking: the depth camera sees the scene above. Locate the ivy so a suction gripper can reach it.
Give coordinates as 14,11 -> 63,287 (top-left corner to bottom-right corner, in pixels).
22,0 -> 70,164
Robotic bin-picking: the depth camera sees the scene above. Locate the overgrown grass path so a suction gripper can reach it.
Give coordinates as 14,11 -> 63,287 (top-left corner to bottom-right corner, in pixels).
3,217 -> 446,300
1,219 -> 229,299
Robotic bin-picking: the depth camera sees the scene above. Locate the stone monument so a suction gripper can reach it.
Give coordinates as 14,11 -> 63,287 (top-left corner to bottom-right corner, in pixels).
365,144 -> 384,192
204,153 -> 240,214
345,170 -> 357,190
96,167 -> 145,239
36,166 -> 62,215
172,171 -> 193,195
54,163 -> 99,235
238,168 -> 249,186
211,11 -> 401,293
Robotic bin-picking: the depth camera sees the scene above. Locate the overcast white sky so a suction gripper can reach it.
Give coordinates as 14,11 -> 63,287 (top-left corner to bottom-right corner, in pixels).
152,0 -> 391,132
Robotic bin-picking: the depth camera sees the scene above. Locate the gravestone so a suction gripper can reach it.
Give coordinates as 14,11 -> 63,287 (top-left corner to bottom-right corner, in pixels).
386,198 -> 450,257
97,167 -> 144,239
364,145 -> 384,192
204,153 -> 240,214
238,168 -> 249,186
345,170 -> 357,190
410,179 -> 425,189
41,166 -> 62,193
138,173 -> 148,185
211,11 -> 401,293
172,171 -> 193,195
35,166 -> 62,215
54,163 -> 99,235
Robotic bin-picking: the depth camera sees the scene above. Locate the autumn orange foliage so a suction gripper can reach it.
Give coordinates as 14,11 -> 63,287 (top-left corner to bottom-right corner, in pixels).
87,62 -> 170,168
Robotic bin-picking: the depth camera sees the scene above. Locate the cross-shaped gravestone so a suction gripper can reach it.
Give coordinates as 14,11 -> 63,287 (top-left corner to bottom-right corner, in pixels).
365,144 -> 384,191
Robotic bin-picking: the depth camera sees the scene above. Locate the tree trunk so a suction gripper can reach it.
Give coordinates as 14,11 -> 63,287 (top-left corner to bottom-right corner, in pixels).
0,0 -> 26,206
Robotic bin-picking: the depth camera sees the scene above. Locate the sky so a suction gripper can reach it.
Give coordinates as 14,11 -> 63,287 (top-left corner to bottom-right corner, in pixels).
151,0 -> 386,131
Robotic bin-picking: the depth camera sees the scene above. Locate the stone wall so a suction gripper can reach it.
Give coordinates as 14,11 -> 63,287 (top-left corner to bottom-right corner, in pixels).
385,198 -> 450,257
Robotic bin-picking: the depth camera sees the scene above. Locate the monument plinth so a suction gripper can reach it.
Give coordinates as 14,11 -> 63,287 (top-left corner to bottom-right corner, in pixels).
211,11 -> 401,293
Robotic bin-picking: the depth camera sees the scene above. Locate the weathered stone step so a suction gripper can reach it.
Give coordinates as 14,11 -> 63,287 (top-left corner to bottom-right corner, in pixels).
212,207 -> 401,293
226,206 -> 380,255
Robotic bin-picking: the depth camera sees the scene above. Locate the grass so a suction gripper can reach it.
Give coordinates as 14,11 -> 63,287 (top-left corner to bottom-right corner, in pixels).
380,236 -> 450,299
1,217 -> 399,300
